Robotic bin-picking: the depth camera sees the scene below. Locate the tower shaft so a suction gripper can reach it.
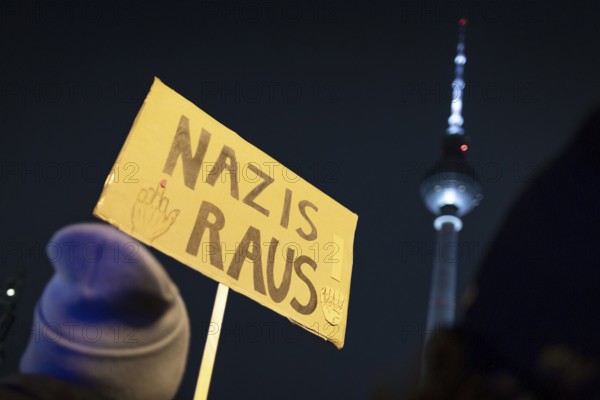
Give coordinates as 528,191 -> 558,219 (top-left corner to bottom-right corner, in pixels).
425,221 -> 458,338
421,218 -> 461,381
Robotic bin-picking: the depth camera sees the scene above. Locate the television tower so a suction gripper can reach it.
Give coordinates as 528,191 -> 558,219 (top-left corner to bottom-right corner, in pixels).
420,18 -> 483,376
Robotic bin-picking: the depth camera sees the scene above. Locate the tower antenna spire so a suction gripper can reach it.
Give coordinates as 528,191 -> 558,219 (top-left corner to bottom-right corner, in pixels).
447,18 -> 468,135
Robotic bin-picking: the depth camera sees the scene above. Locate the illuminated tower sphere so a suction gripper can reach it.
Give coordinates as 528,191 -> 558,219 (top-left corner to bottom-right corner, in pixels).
420,18 -> 483,369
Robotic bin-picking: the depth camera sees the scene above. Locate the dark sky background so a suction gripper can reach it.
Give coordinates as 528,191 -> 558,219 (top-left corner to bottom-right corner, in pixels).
1,0 -> 599,398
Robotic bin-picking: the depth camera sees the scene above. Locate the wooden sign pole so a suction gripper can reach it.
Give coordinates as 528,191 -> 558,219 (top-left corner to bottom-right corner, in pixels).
194,283 -> 229,400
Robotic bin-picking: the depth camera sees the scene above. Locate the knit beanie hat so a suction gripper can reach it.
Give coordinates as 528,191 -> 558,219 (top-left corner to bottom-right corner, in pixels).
20,223 -> 190,400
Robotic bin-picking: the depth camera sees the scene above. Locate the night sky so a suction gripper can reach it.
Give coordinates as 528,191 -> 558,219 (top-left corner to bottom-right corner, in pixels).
1,0 -> 600,398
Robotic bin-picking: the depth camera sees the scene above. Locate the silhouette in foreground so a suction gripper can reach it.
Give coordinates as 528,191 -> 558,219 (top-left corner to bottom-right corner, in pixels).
412,108 -> 600,399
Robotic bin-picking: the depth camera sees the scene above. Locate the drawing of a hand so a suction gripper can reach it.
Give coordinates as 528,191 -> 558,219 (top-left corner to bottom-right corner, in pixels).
132,181 -> 180,242
320,286 -> 345,326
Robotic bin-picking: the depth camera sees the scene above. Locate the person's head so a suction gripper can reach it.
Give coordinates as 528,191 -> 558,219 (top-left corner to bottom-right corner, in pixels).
20,223 -> 190,400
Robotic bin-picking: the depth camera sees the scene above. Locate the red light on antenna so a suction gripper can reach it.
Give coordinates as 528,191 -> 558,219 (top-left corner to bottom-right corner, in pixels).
460,144 -> 468,152
459,18 -> 468,26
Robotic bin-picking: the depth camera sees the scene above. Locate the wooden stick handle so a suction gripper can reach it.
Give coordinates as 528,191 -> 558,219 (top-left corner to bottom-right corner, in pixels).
194,283 -> 229,400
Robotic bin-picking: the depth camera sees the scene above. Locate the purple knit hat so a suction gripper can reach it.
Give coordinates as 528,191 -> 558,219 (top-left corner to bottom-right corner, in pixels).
20,223 -> 190,400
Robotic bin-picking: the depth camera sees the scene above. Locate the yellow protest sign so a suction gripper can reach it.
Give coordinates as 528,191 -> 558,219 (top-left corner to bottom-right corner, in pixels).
94,78 -> 358,348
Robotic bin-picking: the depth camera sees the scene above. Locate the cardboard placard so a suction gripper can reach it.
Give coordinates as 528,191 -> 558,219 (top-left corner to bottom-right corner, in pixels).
94,78 -> 358,348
